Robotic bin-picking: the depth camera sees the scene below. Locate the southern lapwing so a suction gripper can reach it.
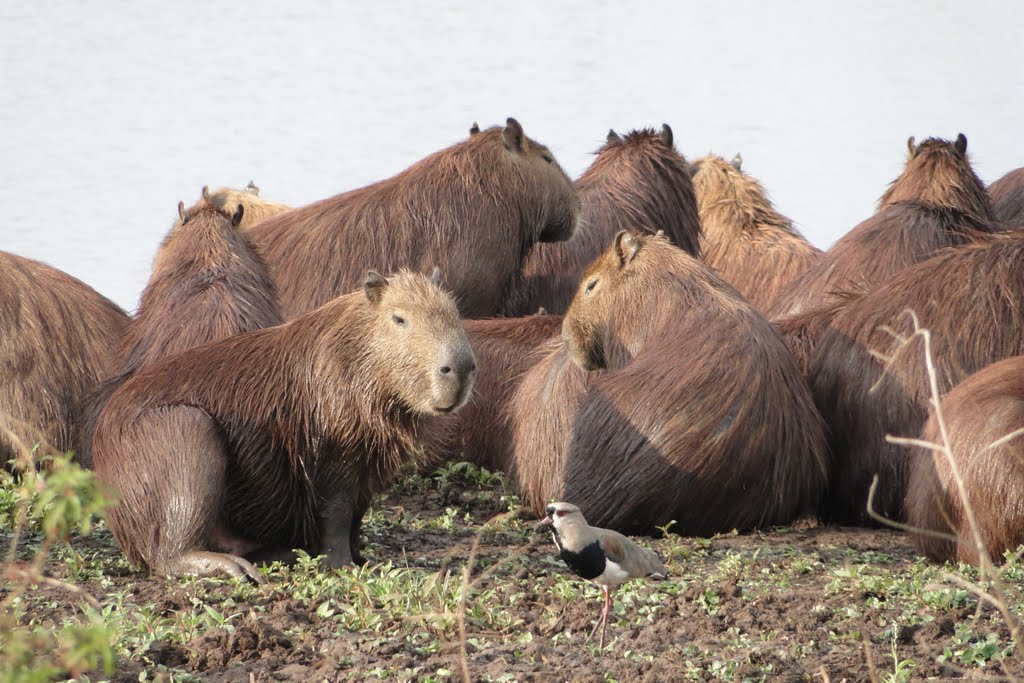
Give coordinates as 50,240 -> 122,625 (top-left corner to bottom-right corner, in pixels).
538,502 -> 667,647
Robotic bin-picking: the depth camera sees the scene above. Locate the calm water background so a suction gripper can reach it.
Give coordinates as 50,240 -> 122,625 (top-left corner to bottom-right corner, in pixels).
2,1 -> 1021,311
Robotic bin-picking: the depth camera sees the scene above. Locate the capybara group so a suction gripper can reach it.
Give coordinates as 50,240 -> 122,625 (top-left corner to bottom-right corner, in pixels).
809,232 -> 1024,525
506,125 -> 701,315
0,251 -> 128,465
905,356 -> 1024,565
769,134 -> 995,318
247,118 -> 580,319
91,270 -> 475,580
79,190 -> 283,468
509,231 -> 829,535
691,153 -> 821,311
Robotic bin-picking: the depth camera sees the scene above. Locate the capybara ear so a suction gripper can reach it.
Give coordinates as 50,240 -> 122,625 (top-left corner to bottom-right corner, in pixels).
660,124 -> 673,149
607,129 -> 622,144
907,136 -> 917,157
503,117 -> 525,151
731,153 -> 743,171
245,180 -> 260,195
469,122 -> 480,136
954,133 -> 968,155
178,201 -> 186,221
430,266 -> 443,285
364,270 -> 388,304
613,230 -> 640,267
231,204 -> 245,227
202,185 -> 210,200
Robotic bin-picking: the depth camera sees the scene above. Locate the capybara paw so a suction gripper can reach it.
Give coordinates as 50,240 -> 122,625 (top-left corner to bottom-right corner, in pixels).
166,550 -> 268,585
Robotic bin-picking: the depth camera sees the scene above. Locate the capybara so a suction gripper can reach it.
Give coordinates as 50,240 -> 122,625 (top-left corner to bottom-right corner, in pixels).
202,182 -> 292,230
0,252 -> 128,464
808,231 -> 1024,525
691,153 -> 822,311
905,356 -> 1024,565
247,118 -> 580,319
987,167 -> 1024,229
91,270 -> 476,580
446,312 -> 564,472
509,231 -> 829,535
78,191 -> 284,468
769,134 -> 995,318
506,125 -> 701,315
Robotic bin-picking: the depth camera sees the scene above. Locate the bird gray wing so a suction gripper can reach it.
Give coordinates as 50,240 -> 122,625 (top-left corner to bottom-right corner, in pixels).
595,528 -> 667,578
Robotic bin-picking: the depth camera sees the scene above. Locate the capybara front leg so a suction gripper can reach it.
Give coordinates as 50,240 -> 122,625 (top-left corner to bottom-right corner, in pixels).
319,491 -> 356,568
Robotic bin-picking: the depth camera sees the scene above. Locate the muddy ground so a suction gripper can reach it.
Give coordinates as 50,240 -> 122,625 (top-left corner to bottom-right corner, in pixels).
4,467 -> 1023,682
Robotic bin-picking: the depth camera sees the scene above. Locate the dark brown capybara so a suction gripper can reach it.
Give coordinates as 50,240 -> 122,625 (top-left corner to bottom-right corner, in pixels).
92,270 -> 476,580
506,125 -> 701,315
0,252 -> 128,465
905,356 -> 1024,565
445,312 -> 564,472
202,182 -> 292,230
768,134 -> 995,319
808,231 -> 1024,525
246,118 -> 580,319
508,231 -> 829,535
78,190 -> 284,468
691,153 -> 822,312
987,167 -> 1024,229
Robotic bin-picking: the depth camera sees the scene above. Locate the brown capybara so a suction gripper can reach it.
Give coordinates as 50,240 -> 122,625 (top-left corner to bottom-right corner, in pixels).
246,118 -> 580,319
769,134 -> 995,319
92,270 -> 476,580
905,356 -> 1024,565
506,125 -> 701,315
808,231 -> 1024,525
691,153 -> 822,312
0,252 -> 128,465
445,312 -> 564,472
202,182 -> 292,230
508,231 -> 829,535
987,167 -> 1024,229
78,191 -> 284,469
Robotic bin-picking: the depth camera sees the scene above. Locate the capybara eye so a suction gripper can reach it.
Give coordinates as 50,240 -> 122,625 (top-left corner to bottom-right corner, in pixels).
541,153 -> 553,164
392,314 -> 406,326
585,278 -> 598,294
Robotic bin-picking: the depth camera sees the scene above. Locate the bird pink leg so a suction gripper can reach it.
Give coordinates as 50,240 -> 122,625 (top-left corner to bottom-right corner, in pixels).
600,586 -> 612,648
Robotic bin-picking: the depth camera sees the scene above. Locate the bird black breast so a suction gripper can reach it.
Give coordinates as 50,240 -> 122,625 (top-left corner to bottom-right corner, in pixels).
560,540 -> 605,580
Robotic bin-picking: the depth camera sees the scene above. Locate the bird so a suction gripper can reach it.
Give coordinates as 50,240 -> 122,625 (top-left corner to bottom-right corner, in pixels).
538,501 -> 667,647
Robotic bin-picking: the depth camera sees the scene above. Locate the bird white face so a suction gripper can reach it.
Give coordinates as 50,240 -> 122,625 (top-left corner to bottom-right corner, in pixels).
540,501 -> 584,531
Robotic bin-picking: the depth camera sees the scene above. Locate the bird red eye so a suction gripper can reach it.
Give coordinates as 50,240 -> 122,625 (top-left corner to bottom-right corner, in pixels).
556,510 -> 567,517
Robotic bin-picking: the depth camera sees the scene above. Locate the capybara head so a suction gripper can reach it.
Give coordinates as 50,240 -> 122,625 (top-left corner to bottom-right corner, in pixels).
489,117 -> 580,243
562,230 -> 688,371
879,133 -> 990,216
355,269 -> 476,415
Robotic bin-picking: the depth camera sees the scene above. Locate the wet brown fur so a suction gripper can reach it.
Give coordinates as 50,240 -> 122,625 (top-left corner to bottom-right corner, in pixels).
769,135 -> 996,319
507,126 -> 701,315
692,154 -> 822,311
204,186 -> 292,230
509,232 -> 829,535
78,193 -> 284,468
808,232 -> 1024,524
92,271 -> 475,577
987,167 -> 1024,229
905,356 -> 1024,565
0,252 -> 128,464
247,120 -> 580,319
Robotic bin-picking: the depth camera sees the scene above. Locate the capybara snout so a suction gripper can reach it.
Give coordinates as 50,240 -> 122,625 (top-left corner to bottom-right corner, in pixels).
432,341 -> 477,413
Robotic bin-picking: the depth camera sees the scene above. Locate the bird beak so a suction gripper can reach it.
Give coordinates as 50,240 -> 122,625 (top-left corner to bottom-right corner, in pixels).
536,516 -> 554,534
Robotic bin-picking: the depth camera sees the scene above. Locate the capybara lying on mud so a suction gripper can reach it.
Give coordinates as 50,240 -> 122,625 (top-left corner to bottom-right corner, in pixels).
0,251 -> 128,465
79,191 -> 283,468
509,231 -> 829,535
507,125 -> 700,315
247,118 -> 580,319
905,356 -> 1024,565
691,153 -> 821,311
203,182 -> 292,230
92,270 -> 476,580
769,134 -> 995,318
987,167 -> 1024,229
808,232 -> 1024,525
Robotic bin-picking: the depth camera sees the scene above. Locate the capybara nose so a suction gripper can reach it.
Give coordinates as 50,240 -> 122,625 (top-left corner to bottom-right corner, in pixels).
439,353 -> 476,378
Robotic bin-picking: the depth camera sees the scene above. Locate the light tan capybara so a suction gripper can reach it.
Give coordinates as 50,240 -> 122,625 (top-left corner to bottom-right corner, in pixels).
769,134 -> 995,319
508,231 -> 829,535
987,167 -> 1024,229
78,190 -> 284,469
691,153 -> 822,312
905,356 -> 1024,565
92,270 -> 476,580
808,231 -> 1024,525
0,251 -> 128,465
506,125 -> 701,315
246,118 -> 580,319
202,181 -> 292,230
